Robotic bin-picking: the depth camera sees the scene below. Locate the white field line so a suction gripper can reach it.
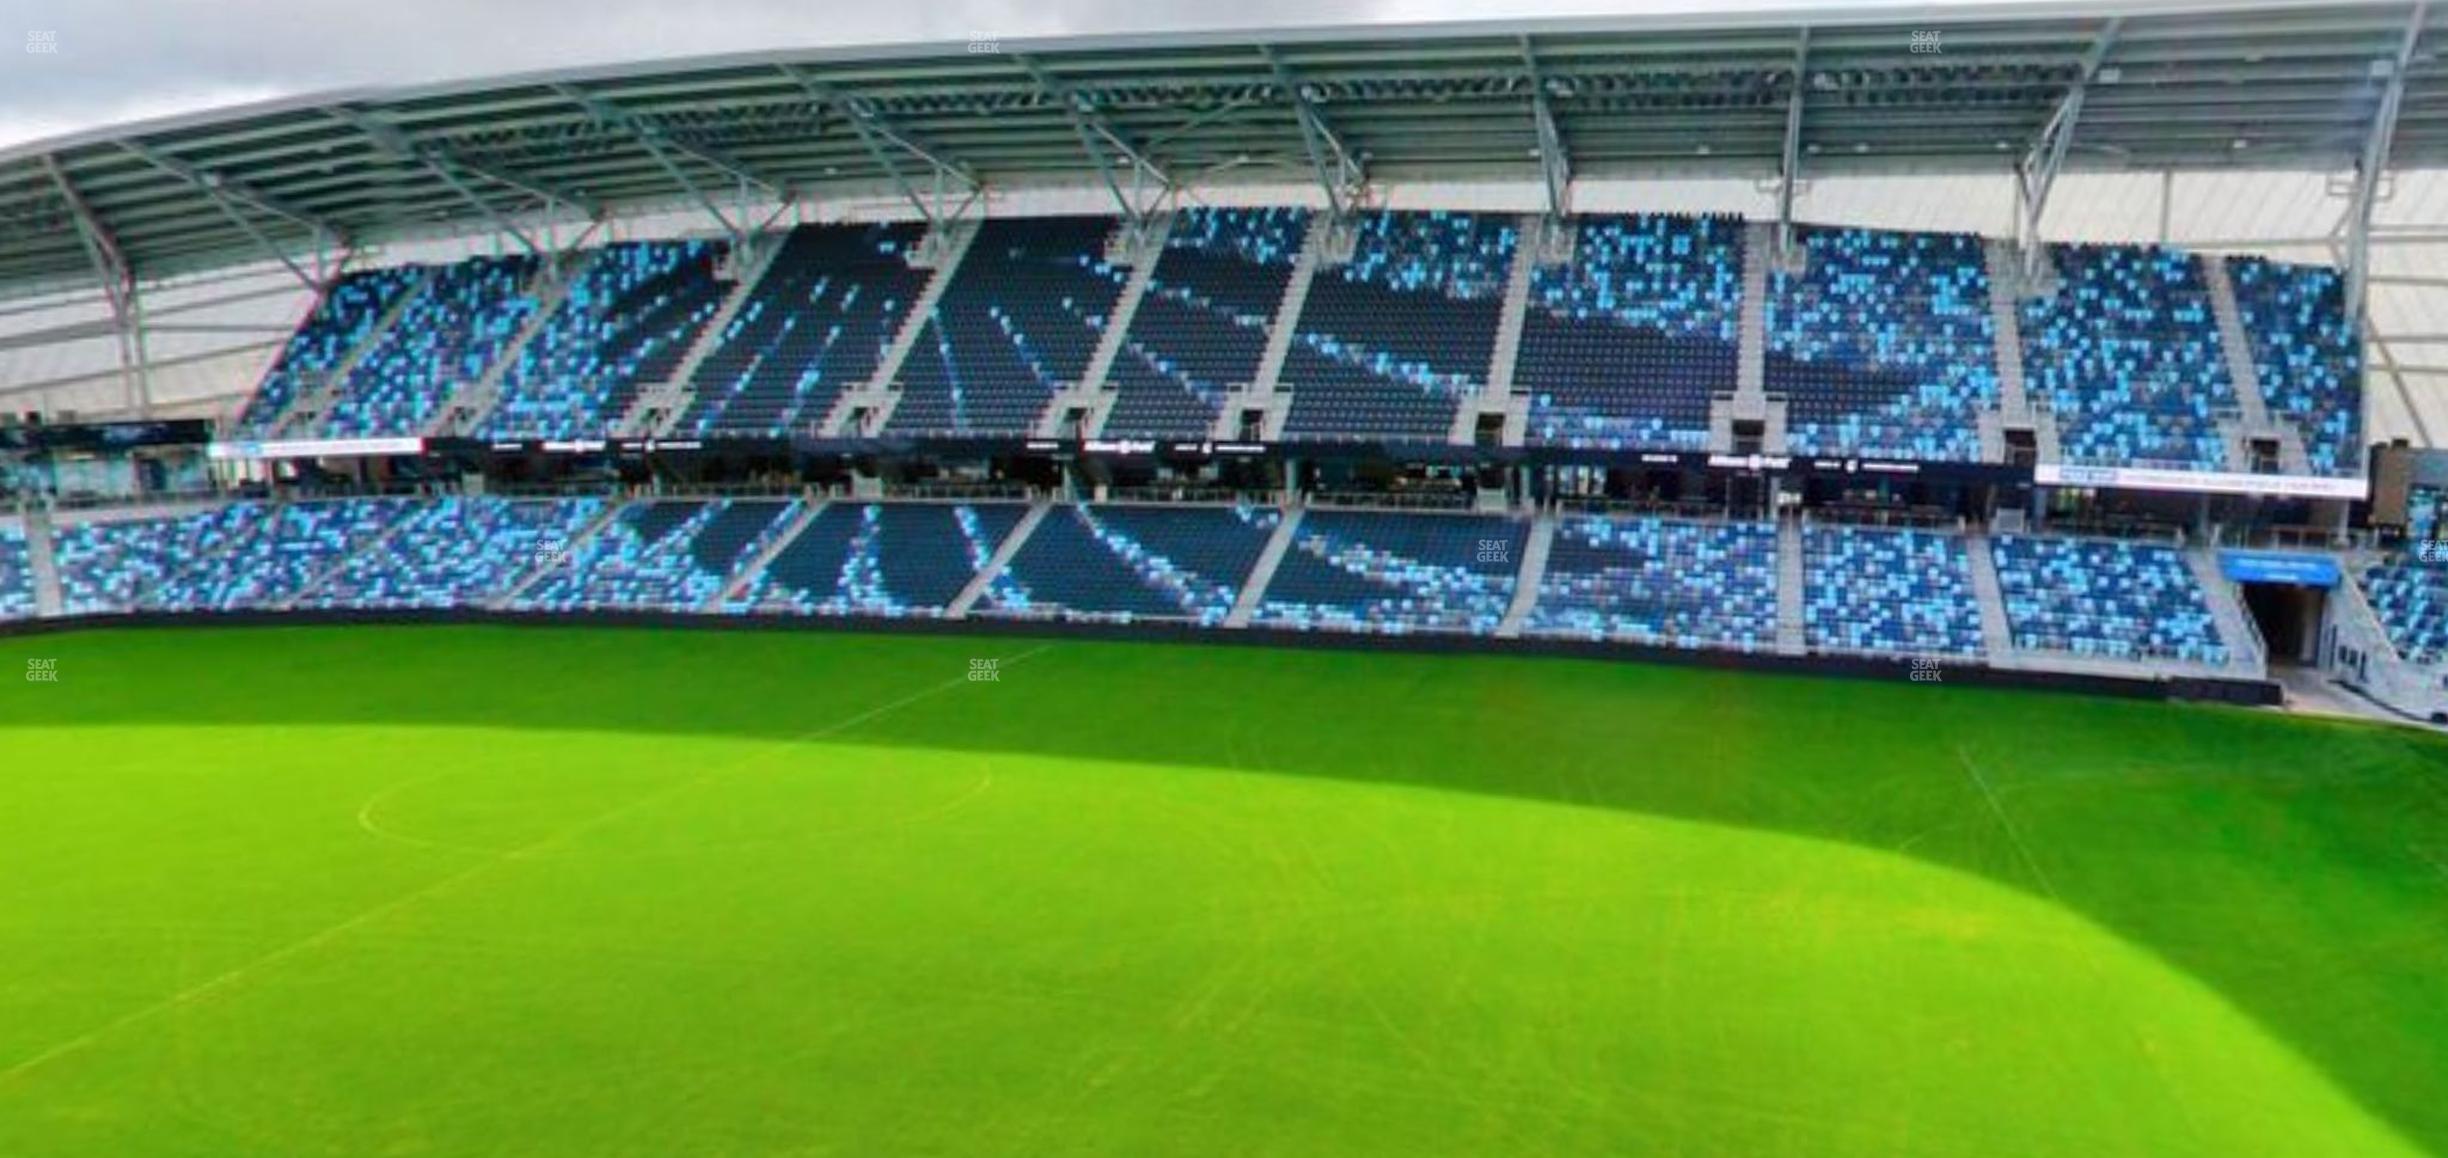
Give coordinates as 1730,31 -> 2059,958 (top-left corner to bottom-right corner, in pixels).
0,643 -> 1056,1091
1956,745 -> 2064,905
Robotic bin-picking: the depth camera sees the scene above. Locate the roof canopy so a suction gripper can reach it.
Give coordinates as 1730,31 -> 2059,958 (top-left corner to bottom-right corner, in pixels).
5,0 -> 2442,292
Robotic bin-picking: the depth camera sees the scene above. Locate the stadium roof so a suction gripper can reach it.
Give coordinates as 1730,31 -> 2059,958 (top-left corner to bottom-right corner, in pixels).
4,0 -> 2444,295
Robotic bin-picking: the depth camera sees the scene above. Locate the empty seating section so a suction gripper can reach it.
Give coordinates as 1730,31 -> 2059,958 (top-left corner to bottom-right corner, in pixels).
1768,227 -> 1999,462
1519,214 -> 1740,450
1282,211 -> 1516,440
682,224 -> 930,436
732,503 -> 1023,616
1991,535 -> 2227,664
0,524 -> 30,619
1102,208 -> 1310,438
1525,517 -> 1777,650
1802,526 -> 1982,658
977,504 -> 1279,623
518,499 -> 799,611
478,241 -> 729,438
237,267 -> 425,433
52,501 -> 408,612
2021,244 -> 2237,470
1254,511 -> 1523,634
2226,256 -> 2361,475
2362,558 -> 2448,662
303,496 -> 608,608
886,217 -> 1127,434
319,256 -> 539,436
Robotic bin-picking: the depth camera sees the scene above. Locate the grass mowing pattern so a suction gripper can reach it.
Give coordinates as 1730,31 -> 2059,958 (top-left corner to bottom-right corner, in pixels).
1,626 -> 2445,1156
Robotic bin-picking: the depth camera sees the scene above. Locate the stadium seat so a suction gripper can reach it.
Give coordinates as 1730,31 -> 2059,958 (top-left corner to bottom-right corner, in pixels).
1280,211 -> 1516,442
1991,534 -> 2228,664
2227,255 -> 2362,475
1253,510 -> 1525,634
885,217 -> 1128,435
235,267 -> 427,435
1524,515 -> 1778,650
1768,226 -> 2000,462
681,223 -> 932,437
1519,214 -> 1741,452
478,240 -> 730,439
316,256 -> 540,437
1102,208 -> 1311,439
730,502 -> 1027,616
974,503 -> 1280,623
1802,525 -> 1983,657
2021,244 -> 2237,471
518,499 -> 802,611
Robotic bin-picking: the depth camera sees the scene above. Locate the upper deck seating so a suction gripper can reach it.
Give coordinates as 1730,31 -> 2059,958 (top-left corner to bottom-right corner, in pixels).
1280,211 -> 1516,441
236,267 -> 426,434
1102,208 -> 1311,439
477,240 -> 730,438
885,217 -> 1128,435
1519,214 -> 1742,451
317,255 -> 539,437
2226,255 -> 2362,475
681,223 -> 931,436
2021,244 -> 2238,470
1768,226 -> 2001,462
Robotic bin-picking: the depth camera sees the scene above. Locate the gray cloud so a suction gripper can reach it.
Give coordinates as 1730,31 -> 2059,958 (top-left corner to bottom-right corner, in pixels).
0,0 -> 1397,148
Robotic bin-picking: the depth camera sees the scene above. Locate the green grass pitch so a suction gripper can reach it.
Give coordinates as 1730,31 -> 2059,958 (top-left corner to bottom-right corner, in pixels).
2,625 -> 2446,1156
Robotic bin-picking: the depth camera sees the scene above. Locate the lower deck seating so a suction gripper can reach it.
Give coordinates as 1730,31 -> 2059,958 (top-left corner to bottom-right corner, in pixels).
1524,516 -> 1777,650
54,501 -> 409,613
1253,511 -> 1524,635
517,499 -> 800,611
2359,561 -> 2448,663
0,523 -> 32,619
303,497 -> 609,609
1991,534 -> 2227,664
1802,525 -> 1983,658
730,503 -> 1026,616
975,504 -> 1278,623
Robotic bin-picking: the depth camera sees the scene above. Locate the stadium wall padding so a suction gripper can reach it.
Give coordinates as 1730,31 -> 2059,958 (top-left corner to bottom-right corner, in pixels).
0,609 -> 2284,707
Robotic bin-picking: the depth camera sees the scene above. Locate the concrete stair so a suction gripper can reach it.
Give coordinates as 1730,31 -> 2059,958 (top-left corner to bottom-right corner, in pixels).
1737,221 -> 1774,404
2201,257 -> 2275,431
1776,516 -> 1806,656
1035,384 -> 1118,439
21,507 -> 61,617
710,495 -> 826,609
947,501 -> 1051,618
1484,214 -> 1541,399
1226,506 -> 1305,628
1963,527 -> 2016,666
430,252 -> 595,438
821,217 -> 981,437
492,498 -> 627,609
1074,214 -> 1169,397
1496,510 -> 1556,638
274,267 -> 436,438
620,238 -> 786,438
1245,220 -> 1327,402
2186,543 -> 2267,676
1981,241 -> 2035,428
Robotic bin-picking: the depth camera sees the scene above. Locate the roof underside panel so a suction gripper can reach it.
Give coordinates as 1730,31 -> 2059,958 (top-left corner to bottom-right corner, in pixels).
6,0 -> 2448,290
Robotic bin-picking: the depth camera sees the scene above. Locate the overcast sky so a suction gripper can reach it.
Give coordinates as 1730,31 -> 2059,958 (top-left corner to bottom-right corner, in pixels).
0,0 -> 2002,150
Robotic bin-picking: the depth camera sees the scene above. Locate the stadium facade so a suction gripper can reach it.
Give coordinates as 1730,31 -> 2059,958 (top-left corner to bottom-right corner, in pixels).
8,1 -> 2448,720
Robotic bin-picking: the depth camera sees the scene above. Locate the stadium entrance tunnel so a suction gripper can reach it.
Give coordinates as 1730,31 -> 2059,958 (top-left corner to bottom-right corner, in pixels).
2241,580 -> 2326,665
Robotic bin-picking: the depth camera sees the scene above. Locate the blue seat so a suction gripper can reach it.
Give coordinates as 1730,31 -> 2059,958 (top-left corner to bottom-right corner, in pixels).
975,504 -> 1280,623
1802,525 -> 1983,657
2020,244 -> 2237,471
731,503 -> 1026,616
478,240 -> 731,439
1991,534 -> 2228,664
235,267 -> 426,434
1280,211 -> 1516,442
1767,226 -> 1999,463
515,499 -> 802,611
682,223 -> 931,437
1254,510 -> 1525,635
1524,516 -> 1778,650
1103,208 -> 1311,439
2226,255 -> 2361,475
316,256 -> 541,437
885,217 -> 1128,435
1520,214 -> 1740,451
303,496 -> 609,609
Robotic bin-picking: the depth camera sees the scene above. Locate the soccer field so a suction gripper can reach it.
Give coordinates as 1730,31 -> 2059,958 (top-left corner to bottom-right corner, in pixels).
0,625 -> 2444,1156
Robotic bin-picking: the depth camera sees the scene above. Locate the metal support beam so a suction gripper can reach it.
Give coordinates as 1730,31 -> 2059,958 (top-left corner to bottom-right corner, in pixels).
2016,17 -> 2123,283
1774,29 -> 1810,259
1262,46 -> 1366,222
555,85 -> 795,241
1015,55 -> 1170,227
2345,2 -> 2427,324
119,144 -> 328,292
327,106 -> 604,231
40,154 -> 151,416
1520,38 -> 1572,220
779,66 -> 978,224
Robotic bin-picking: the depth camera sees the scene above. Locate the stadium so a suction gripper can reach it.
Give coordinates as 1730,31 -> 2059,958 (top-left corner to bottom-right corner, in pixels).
5,0 -> 2448,1153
